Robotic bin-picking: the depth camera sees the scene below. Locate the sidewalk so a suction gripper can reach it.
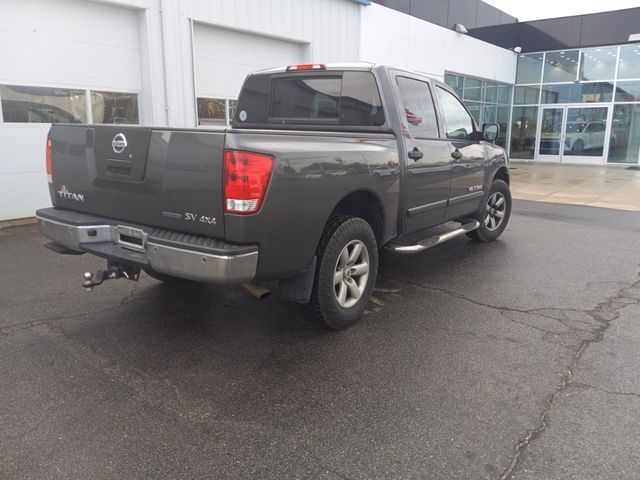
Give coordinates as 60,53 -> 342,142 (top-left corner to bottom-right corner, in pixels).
510,161 -> 640,212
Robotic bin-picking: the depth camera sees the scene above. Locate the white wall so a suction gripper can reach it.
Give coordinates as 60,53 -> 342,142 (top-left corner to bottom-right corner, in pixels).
0,0 -> 144,221
359,3 -> 516,84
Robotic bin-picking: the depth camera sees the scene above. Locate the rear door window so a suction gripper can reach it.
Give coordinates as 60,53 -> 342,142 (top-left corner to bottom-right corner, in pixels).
395,76 -> 440,139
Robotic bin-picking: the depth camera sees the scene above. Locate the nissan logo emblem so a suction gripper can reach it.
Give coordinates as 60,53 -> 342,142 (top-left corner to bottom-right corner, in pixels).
112,133 -> 128,154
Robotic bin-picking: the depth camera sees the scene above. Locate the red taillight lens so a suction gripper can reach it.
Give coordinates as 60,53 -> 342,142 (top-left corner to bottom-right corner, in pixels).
46,137 -> 53,184
286,63 -> 326,71
223,150 -> 274,214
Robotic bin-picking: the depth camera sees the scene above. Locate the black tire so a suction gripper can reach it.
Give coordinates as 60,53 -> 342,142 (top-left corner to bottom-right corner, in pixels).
305,215 -> 378,330
466,179 -> 511,242
572,139 -> 584,152
143,267 -> 194,284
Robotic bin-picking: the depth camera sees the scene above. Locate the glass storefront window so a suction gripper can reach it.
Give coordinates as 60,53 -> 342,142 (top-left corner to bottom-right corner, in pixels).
580,47 -> 618,81
444,73 -> 463,97
510,106 -> 538,159
482,105 -> 496,124
516,54 -> 543,84
463,77 -> 482,102
514,86 -> 540,105
496,106 -> 510,148
91,91 -> 139,124
615,81 -> 640,103
543,50 -> 579,83
197,97 -> 226,126
0,85 -> 86,123
466,103 -> 481,124
497,85 -> 512,105
484,82 -> 497,104
617,44 -> 640,80
541,82 -> 613,104
609,104 -> 640,163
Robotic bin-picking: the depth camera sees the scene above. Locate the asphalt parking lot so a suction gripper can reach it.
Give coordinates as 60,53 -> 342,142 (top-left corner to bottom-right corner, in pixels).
1,199 -> 640,479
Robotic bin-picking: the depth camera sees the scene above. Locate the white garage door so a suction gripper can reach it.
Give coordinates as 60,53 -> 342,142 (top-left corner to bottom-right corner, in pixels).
193,24 -> 303,125
0,0 -> 141,221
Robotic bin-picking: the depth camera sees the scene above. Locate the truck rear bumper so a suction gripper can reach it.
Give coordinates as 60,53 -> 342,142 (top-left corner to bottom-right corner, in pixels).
36,208 -> 258,285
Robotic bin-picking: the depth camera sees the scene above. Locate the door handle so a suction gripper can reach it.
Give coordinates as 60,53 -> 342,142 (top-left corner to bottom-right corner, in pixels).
451,150 -> 463,160
408,147 -> 423,161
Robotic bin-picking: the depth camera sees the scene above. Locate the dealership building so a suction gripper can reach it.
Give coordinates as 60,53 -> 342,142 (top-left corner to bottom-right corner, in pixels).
1,0 -> 639,220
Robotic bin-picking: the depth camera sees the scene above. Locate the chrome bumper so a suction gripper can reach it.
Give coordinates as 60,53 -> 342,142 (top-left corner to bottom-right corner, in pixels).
36,214 -> 258,285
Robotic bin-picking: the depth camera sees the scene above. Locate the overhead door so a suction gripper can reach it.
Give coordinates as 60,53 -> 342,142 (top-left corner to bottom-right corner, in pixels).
0,0 -> 142,220
193,24 -> 303,126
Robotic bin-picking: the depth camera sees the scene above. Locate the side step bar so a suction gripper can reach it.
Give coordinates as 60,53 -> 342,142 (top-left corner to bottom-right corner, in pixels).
386,220 -> 480,254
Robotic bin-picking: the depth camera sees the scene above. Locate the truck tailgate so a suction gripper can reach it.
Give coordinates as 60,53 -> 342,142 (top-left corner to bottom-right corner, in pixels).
49,124 -> 226,238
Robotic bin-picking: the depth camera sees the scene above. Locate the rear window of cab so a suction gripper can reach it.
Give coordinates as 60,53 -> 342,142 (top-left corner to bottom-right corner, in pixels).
233,71 -> 385,128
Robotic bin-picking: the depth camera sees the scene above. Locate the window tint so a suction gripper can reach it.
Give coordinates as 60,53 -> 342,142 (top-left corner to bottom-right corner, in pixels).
396,76 -> 439,139
91,91 -> 139,124
235,71 -> 384,127
0,85 -> 86,123
271,77 -> 341,120
436,87 -> 474,140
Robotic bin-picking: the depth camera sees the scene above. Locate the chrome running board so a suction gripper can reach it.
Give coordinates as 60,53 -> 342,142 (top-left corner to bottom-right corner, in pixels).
386,220 -> 480,254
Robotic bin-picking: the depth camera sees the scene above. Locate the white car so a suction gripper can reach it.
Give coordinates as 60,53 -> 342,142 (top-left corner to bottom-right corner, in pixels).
565,121 -> 616,153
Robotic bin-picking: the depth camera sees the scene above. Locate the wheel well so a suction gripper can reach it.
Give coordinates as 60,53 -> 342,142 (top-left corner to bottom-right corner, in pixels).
494,166 -> 510,185
329,191 -> 385,245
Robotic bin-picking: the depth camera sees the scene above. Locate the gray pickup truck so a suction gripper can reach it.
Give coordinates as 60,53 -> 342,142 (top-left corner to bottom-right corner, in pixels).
37,63 -> 511,329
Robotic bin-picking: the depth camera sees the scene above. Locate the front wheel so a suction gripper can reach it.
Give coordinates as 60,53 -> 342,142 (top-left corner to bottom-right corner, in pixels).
467,179 -> 511,242
305,216 -> 378,330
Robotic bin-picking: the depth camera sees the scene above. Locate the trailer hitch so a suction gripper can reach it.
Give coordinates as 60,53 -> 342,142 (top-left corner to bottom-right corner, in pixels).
82,261 -> 141,291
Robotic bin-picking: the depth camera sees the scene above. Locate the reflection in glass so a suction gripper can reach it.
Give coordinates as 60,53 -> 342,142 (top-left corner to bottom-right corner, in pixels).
0,85 -> 86,123
514,86 -> 540,105
609,104 -> 640,164
463,77 -> 482,102
91,91 -> 139,124
543,50 -> 579,83
444,73 -> 463,97
516,54 -> 543,84
615,81 -> 640,103
617,44 -> 640,80
510,106 -> 537,159
564,107 -> 608,157
484,82 -> 497,103
497,85 -> 513,105
541,82 -> 613,104
466,103 -> 481,125
539,108 -> 564,155
580,47 -> 617,81
496,106 -> 510,148
197,98 -> 226,126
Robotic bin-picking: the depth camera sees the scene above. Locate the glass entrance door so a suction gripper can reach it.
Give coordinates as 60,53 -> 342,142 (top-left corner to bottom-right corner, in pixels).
563,106 -> 610,164
537,107 -> 565,162
536,106 -> 610,164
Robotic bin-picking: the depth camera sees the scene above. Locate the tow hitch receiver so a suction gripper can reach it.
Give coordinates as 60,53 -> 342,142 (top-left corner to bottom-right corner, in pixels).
82,261 -> 141,291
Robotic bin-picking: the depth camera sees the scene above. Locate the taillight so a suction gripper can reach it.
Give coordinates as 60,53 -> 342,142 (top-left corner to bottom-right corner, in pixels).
223,150 -> 274,214
46,137 -> 53,184
286,63 -> 326,71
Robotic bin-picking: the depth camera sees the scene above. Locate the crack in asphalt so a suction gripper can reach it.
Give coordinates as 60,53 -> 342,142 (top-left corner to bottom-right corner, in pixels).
379,271 -> 640,480
570,382 -> 640,401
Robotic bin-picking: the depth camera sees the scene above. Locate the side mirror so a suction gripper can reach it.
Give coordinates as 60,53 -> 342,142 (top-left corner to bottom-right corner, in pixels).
482,123 -> 499,142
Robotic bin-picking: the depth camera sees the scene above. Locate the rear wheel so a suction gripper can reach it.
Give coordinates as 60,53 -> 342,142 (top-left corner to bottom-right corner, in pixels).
305,216 -> 378,329
467,179 -> 511,242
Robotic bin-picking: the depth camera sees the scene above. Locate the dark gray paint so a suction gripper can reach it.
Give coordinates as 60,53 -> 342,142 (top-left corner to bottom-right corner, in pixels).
45,65 -> 508,283
469,7 -> 640,52
373,0 -> 517,29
